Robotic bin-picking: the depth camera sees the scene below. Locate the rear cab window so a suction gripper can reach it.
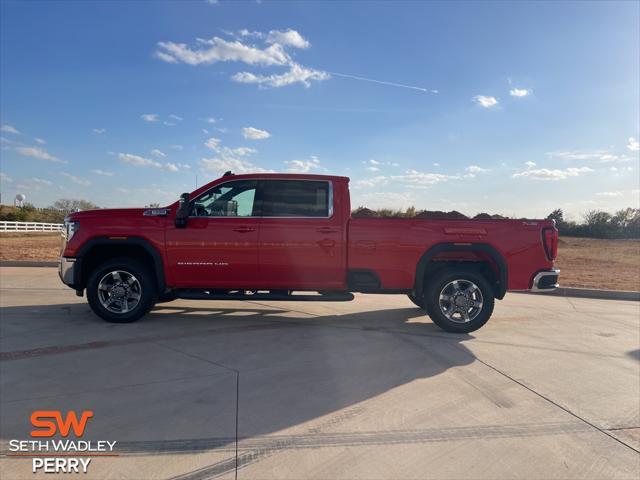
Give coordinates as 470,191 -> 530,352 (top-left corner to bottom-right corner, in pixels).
261,180 -> 331,217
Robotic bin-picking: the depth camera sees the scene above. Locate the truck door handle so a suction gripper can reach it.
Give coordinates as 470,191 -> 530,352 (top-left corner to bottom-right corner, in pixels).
318,239 -> 336,248
317,227 -> 339,234
233,226 -> 256,233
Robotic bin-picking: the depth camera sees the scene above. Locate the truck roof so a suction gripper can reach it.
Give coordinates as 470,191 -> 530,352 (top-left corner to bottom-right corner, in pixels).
214,172 -> 350,182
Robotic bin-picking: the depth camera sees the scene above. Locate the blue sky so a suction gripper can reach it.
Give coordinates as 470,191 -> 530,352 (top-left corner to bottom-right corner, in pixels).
1,0 -> 638,219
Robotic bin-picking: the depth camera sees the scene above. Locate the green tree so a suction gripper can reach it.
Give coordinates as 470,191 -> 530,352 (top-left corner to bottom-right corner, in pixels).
51,199 -> 99,211
546,208 -> 564,226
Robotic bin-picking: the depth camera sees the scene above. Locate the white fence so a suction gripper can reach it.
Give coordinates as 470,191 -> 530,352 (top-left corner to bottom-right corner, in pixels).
0,221 -> 63,232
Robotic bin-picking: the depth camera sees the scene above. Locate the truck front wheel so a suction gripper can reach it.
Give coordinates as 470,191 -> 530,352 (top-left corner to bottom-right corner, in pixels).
86,258 -> 157,323
425,269 -> 495,333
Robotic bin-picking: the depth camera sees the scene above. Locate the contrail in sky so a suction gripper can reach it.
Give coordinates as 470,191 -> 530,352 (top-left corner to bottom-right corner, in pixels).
328,71 -> 438,93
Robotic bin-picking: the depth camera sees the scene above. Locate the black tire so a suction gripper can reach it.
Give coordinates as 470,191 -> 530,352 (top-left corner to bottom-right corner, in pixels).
424,268 -> 495,333
407,293 -> 425,309
86,257 -> 157,323
157,291 -> 178,304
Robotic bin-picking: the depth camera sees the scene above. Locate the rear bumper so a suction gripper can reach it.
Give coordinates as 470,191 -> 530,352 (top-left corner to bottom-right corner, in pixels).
531,269 -> 560,292
58,256 -> 77,287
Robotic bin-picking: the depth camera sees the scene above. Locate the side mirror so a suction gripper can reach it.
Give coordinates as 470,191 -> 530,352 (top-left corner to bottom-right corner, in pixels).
175,193 -> 190,228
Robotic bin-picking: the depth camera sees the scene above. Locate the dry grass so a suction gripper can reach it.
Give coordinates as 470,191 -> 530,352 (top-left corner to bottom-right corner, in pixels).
555,237 -> 640,292
0,233 -> 61,261
1,233 -> 639,291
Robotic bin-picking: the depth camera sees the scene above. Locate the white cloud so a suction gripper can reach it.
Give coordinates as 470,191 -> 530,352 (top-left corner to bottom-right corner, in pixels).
0,172 -> 13,183
156,30 -> 329,89
242,127 -> 271,140
391,169 -> 454,186
92,128 -> 106,134
163,121 -> 176,126
169,144 -> 184,150
595,191 -> 623,197
141,114 -> 160,122
627,137 -> 639,152
354,191 -> 415,209
155,36 -> 290,66
512,166 -> 594,180
524,161 -> 536,169
60,172 -> 91,186
546,149 -> 632,163
1,124 -> 20,134
120,153 -> 181,172
202,128 -> 210,134
232,63 -> 329,88
203,117 -> 217,124
169,114 -> 183,121
15,146 -> 66,163
150,149 -> 166,158
34,138 -> 46,144
204,137 -> 222,151
92,169 -> 114,176
201,137 -> 268,175
464,165 -> 489,178
266,29 -> 310,49
432,162 -> 440,167
354,176 -> 387,188
201,157 -> 269,175
285,156 -> 321,173
119,153 -> 161,168
31,178 -> 52,185
362,159 -> 380,172
473,95 -> 498,108
509,88 -> 530,97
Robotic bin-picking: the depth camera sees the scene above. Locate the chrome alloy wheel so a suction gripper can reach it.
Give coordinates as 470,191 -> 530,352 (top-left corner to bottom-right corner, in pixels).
97,270 -> 142,314
438,279 -> 483,323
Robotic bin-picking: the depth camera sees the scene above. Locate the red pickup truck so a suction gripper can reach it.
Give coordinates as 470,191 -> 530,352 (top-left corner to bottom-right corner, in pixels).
59,172 -> 559,333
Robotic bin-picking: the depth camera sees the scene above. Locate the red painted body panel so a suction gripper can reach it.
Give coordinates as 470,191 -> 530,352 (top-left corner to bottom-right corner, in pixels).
63,174 -> 555,293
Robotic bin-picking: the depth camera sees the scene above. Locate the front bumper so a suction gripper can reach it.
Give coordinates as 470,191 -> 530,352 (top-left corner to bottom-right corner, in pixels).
531,269 -> 560,292
58,256 -> 76,287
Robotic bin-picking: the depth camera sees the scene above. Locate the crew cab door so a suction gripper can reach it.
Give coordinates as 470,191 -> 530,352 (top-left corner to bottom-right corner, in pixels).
165,179 -> 260,288
258,179 -> 346,290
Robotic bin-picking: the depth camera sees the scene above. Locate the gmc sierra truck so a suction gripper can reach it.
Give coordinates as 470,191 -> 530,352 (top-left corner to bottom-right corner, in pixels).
59,172 -> 559,333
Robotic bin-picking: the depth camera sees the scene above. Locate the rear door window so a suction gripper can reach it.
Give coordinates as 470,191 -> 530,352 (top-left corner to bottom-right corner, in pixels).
261,180 -> 330,217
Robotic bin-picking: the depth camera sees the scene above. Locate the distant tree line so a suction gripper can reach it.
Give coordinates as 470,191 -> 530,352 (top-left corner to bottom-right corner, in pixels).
0,199 -> 99,223
546,208 -> 640,239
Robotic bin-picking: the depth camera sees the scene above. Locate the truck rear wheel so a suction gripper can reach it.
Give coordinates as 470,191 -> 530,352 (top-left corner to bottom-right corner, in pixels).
86,258 -> 157,323
425,269 -> 494,333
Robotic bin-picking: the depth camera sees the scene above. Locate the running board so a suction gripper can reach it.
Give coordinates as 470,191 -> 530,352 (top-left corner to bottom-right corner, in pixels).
175,290 -> 355,302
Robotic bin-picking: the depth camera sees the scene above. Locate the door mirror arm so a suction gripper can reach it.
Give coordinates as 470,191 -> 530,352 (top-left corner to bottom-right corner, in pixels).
175,193 -> 190,228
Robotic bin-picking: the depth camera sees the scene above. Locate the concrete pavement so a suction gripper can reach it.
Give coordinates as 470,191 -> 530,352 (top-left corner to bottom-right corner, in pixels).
0,267 -> 638,479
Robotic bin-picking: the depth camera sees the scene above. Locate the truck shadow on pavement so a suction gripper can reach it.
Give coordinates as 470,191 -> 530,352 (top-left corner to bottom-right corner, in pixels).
1,301 -> 481,478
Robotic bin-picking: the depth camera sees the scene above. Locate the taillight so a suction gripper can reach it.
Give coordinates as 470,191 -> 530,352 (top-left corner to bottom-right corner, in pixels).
543,227 -> 558,261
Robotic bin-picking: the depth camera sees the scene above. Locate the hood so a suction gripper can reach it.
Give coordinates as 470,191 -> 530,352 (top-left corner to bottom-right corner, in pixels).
67,208 -> 150,220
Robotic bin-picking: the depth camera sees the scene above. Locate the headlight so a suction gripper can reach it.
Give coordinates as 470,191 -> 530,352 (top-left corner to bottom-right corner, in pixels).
64,219 -> 80,240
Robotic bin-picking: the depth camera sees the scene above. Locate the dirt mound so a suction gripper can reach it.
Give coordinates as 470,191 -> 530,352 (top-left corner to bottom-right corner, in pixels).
414,210 -> 468,220
352,207 -> 511,220
472,213 -> 509,220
